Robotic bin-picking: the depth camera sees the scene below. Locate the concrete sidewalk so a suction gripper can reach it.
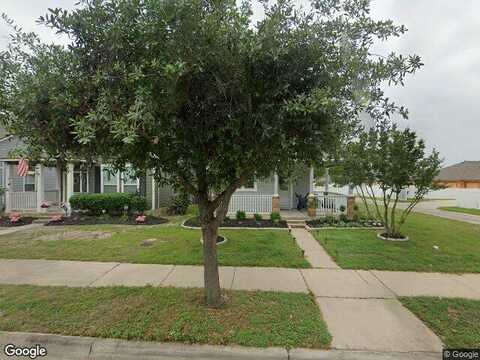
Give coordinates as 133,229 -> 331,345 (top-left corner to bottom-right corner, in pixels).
2,258 -> 479,299
0,331 -> 441,360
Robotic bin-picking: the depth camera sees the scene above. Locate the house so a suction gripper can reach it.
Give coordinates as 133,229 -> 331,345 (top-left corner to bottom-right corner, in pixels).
434,161 -> 480,189
0,132 -> 351,216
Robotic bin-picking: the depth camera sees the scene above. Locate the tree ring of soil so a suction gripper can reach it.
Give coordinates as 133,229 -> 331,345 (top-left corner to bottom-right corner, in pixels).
377,232 -> 409,242
200,235 -> 227,245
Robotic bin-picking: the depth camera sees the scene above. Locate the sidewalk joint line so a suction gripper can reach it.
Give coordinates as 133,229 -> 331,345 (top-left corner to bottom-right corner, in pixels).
87,263 -> 121,287
160,265 -> 176,286
369,271 -> 398,298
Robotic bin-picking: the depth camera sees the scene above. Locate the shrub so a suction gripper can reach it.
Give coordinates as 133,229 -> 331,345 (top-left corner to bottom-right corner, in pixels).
236,210 -> 246,221
253,213 -> 263,221
325,214 -> 336,225
166,192 -> 190,215
339,213 -> 348,222
70,193 -> 147,215
270,212 -> 281,223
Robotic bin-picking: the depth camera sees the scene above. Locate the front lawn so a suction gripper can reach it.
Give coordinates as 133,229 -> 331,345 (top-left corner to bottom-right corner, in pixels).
0,225 -> 310,268
313,211 -> 480,272
401,297 -> 480,348
0,285 -> 331,349
439,206 -> 480,216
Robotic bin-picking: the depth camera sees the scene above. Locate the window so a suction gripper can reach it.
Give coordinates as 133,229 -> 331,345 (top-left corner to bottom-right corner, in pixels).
103,167 -> 118,186
73,165 -> 88,193
24,172 -> 35,192
122,166 -> 139,193
238,176 -> 257,191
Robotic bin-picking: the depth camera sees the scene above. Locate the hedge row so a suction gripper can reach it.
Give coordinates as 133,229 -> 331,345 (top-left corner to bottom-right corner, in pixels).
70,193 -> 148,215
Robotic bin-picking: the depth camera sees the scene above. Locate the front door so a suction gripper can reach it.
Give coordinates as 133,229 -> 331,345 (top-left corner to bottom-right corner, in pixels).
279,176 -> 292,209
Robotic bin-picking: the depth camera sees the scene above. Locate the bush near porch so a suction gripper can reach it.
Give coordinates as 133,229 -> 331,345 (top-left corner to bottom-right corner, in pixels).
313,211 -> 480,273
70,193 -> 148,215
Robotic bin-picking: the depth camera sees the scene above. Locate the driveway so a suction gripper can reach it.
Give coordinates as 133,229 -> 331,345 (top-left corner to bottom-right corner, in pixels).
398,199 -> 480,225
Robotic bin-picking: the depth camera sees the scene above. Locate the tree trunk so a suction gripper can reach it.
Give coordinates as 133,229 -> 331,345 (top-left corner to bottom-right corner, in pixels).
197,199 -> 223,308
201,220 -> 222,307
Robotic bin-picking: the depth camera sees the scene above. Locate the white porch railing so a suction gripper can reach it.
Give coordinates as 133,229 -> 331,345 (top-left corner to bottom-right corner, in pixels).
228,195 -> 272,214
314,192 -> 348,215
7,192 -> 37,210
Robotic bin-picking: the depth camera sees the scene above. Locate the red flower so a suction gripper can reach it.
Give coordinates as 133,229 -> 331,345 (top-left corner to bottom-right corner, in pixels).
9,212 -> 22,223
50,215 -> 63,223
135,215 -> 147,223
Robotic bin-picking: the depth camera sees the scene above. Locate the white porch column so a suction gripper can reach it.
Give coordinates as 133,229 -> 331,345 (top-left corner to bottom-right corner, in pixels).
117,171 -> 122,193
36,164 -> 45,213
325,167 -> 330,194
100,165 -> 104,193
309,166 -> 315,194
151,175 -> 156,210
5,164 -> 10,212
55,165 -> 63,204
273,172 -> 279,197
66,163 -> 74,205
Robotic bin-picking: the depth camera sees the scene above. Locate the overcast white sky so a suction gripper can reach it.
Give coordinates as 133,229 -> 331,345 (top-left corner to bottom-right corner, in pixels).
1,0 -> 478,166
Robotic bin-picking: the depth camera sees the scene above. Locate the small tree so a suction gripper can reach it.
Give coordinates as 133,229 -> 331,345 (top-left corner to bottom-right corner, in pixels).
340,123 -> 441,238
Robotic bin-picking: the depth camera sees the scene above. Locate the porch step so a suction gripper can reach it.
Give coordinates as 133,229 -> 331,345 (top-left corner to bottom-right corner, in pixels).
287,220 -> 307,229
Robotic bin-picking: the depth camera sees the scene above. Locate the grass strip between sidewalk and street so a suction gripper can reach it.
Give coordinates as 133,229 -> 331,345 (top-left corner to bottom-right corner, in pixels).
0,285 -> 331,349
400,297 -> 480,348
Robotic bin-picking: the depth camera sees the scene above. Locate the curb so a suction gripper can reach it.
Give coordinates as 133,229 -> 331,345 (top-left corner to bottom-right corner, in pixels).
0,331 -> 441,360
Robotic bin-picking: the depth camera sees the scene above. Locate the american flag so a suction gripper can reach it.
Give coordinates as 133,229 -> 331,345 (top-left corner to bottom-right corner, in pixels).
17,159 -> 29,177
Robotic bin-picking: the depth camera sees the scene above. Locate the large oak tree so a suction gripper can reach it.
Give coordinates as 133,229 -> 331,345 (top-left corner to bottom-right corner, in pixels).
0,0 -> 422,307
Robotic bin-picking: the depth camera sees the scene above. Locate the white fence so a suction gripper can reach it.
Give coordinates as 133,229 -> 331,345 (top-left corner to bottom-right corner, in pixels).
7,192 -> 37,210
314,193 -> 348,215
228,195 -> 272,214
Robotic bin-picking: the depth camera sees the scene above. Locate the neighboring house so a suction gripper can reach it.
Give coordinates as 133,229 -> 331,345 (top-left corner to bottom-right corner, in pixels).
434,161 -> 480,189
0,131 -> 348,215
0,134 -> 174,213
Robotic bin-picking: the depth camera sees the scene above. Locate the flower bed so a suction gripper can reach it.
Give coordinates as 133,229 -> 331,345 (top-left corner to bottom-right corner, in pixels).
184,217 -> 288,229
0,215 -> 36,227
307,217 -> 383,229
45,213 -> 168,226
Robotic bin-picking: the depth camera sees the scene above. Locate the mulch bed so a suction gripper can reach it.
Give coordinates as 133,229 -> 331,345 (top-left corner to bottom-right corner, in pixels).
45,213 -> 168,226
184,217 -> 288,228
306,218 -> 383,229
0,217 -> 36,227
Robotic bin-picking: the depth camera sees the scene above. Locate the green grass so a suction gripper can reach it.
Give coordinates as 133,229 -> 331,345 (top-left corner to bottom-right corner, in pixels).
0,225 -> 310,268
439,206 -> 480,216
313,211 -> 480,272
0,285 -> 331,348
401,297 -> 480,348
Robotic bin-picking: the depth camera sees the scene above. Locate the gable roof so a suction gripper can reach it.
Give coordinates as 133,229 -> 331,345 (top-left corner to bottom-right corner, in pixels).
0,135 -> 24,159
435,161 -> 480,182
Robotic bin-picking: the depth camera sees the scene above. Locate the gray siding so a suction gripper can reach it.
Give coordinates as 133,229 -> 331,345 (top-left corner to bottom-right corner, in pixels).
145,174 -> 153,209
0,136 -> 23,159
233,175 -> 275,196
9,164 -> 25,192
156,184 -> 174,208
